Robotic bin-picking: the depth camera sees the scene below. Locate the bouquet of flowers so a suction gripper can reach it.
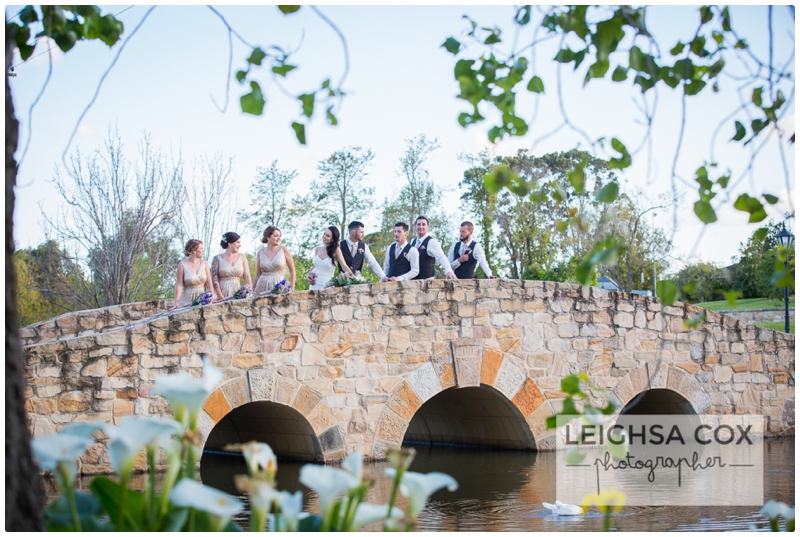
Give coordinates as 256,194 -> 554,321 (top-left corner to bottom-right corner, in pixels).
191,291 -> 214,306
331,271 -> 368,287
232,284 -> 252,300
271,279 -> 293,295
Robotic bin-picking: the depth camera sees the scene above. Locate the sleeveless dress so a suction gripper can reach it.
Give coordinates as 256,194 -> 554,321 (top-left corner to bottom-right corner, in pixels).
178,260 -> 209,307
309,253 -> 337,290
214,253 -> 247,298
253,248 -> 288,296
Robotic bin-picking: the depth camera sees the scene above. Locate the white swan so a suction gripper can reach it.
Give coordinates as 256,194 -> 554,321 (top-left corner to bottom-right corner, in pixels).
542,500 -> 584,516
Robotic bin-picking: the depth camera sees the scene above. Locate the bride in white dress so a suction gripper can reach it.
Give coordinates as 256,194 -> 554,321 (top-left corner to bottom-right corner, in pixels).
308,226 -> 353,290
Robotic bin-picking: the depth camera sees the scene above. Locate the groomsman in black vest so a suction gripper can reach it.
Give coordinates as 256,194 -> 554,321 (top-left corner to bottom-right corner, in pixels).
339,221 -> 386,280
381,222 -> 420,281
448,221 -> 498,279
410,216 -> 457,280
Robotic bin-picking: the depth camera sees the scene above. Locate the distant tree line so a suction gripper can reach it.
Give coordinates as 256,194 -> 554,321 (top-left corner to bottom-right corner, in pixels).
19,131 -> 792,327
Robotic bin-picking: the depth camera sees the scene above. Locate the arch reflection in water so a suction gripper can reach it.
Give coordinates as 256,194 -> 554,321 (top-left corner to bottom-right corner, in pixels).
201,401 -> 323,464
403,384 -> 536,450
617,388 -> 702,433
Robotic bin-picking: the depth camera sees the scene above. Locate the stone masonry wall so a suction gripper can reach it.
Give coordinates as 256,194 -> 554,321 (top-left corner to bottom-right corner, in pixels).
20,300 -> 173,347
716,308 -> 795,325
23,280 -> 795,475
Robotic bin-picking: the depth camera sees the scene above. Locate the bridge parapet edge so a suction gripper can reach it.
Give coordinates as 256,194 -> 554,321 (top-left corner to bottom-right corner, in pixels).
22,279 -> 794,475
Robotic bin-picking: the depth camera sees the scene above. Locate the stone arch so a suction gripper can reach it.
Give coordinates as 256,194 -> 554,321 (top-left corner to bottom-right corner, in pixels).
372,347 -> 544,457
612,364 -> 712,416
197,369 -> 344,462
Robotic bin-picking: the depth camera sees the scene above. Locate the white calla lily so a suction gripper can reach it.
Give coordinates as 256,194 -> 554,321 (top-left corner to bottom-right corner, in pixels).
275,490 -> 306,532
299,464 -> 358,515
341,448 -> 364,483
761,500 -> 792,520
226,441 -> 277,479
153,357 -> 222,428
170,478 -> 243,530
352,502 -> 403,530
385,469 -> 458,517
59,420 -> 105,439
104,417 -> 183,479
32,434 -> 93,472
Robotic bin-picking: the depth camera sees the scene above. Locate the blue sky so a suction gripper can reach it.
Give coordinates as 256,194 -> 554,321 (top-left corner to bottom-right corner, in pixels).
7,4 -> 795,269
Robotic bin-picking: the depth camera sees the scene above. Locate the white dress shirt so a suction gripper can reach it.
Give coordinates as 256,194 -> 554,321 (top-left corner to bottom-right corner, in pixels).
448,239 -> 494,277
382,241 -> 419,281
411,233 -> 453,278
342,238 -> 386,279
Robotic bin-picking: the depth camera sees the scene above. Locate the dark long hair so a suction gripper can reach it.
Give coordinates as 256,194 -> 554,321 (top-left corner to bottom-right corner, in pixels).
220,232 -> 240,250
326,226 -> 340,265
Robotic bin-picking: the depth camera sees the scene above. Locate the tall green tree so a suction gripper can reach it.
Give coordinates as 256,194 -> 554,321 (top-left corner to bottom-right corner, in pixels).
238,160 -> 297,235
732,221 -> 796,299
672,260 -> 732,303
313,147 -> 376,237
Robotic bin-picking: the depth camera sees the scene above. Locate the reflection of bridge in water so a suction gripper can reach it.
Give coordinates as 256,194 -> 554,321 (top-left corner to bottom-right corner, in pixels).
21,280 -> 794,474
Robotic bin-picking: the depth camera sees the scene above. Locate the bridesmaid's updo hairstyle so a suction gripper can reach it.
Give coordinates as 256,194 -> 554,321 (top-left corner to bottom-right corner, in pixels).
184,239 -> 202,257
220,232 -> 240,250
325,226 -> 340,265
261,226 -> 280,244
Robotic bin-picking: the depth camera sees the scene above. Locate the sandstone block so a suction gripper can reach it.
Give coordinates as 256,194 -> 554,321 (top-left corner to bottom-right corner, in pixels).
376,410 -> 407,445
274,376 -> 300,405
511,378 -> 545,417
58,390 -> 92,412
387,329 -> 410,354
96,331 -> 127,346
332,305 -> 354,322
301,344 -> 327,366
481,348 -> 504,386
108,357 -> 137,377
203,389 -> 231,422
281,335 -> 299,352
248,369 -> 274,401
387,381 -> 423,421
713,365 -> 733,383
614,312 -> 634,328
81,359 -> 107,377
293,386 -> 322,416
406,362 -> 442,402
494,360 -> 526,400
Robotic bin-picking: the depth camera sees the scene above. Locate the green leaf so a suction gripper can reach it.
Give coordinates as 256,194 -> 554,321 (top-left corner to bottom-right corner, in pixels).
751,118 -> 769,136
527,75 -> 545,93
90,476 -> 146,531
556,220 -> 568,233
607,138 -> 631,169
326,105 -> 338,126
515,5 -> 532,25
235,70 -> 247,83
595,181 -> 619,203
724,290 -> 741,306
484,165 -> 514,192
693,200 -> 717,224
734,39 -> 747,49
278,5 -> 301,14
721,7 -> 732,31
291,122 -> 306,145
670,42 -> 685,56
484,32 -> 501,45
546,415 -> 558,429
699,5 -> 713,24
240,81 -> 265,115
763,194 -> 779,205
567,158 -> 587,194
716,173 -> 730,189
554,48 -> 575,63
271,63 -> 297,77
732,120 -> 746,141
733,194 -> 767,222
44,491 -> 110,531
442,37 -> 461,54
611,65 -> 628,81
752,87 -> 763,107
657,280 -> 679,305
19,5 -> 39,24
690,35 -> 708,57
684,79 -> 706,95
561,375 -> 582,396
683,311 -> 707,330
247,47 -> 267,66
753,227 -> 769,242
707,57 -> 725,78
298,92 -> 315,117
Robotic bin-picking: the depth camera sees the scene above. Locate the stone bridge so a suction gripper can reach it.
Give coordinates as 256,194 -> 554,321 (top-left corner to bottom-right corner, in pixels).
22,280 -> 795,475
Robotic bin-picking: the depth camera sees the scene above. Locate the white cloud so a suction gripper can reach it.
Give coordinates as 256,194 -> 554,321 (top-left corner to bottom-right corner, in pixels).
76,123 -> 96,139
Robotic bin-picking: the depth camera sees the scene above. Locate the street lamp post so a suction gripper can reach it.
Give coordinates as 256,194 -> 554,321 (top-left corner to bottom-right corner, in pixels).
775,223 -> 795,334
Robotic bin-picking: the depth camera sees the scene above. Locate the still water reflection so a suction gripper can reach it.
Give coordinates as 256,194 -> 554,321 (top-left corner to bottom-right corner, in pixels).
199,437 -> 794,531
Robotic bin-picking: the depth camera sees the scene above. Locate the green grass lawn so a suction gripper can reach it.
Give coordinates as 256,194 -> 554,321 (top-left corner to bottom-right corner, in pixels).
696,297 -> 795,311
754,321 -> 795,334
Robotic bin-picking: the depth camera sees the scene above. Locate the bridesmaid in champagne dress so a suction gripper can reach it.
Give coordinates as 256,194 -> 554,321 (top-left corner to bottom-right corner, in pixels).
172,239 -> 214,308
211,232 -> 253,300
253,226 -> 297,295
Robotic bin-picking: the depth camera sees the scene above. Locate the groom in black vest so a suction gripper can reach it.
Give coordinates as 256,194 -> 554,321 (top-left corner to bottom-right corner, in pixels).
338,221 -> 386,280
